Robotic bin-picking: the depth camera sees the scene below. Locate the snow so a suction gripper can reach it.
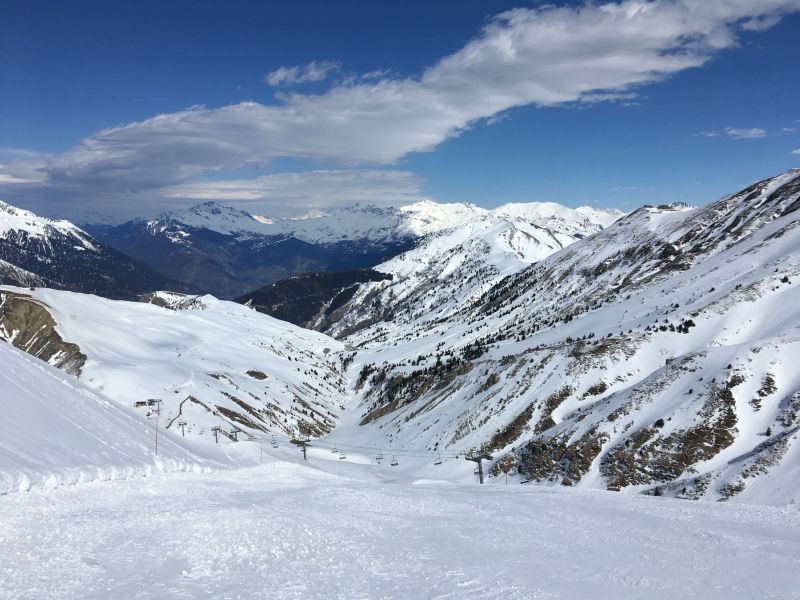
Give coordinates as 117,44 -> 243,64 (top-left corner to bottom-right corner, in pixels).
1,448 -> 799,599
2,172 -> 800,598
144,197 -> 622,245
0,286 -> 345,440
317,170 -> 800,504
0,343 -> 227,495
0,258 -> 47,286
0,200 -> 97,250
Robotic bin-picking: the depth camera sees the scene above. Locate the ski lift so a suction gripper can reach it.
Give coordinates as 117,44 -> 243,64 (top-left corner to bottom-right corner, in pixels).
331,446 -> 339,453
271,435 -> 278,448
433,454 -> 442,466
375,449 -> 384,461
391,455 -> 399,466
339,453 -> 347,460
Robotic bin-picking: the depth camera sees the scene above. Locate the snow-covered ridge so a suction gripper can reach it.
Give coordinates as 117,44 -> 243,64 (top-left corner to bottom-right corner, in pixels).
0,200 -> 97,250
321,169 -> 800,504
146,198 -> 624,245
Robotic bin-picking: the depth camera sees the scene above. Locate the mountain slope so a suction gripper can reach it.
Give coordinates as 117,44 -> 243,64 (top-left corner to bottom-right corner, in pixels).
86,205 -> 414,299
0,342 -> 223,494
0,286 -> 346,440
0,200 -> 193,299
235,268 -> 393,329
239,203 -> 619,331
85,199 -> 621,299
319,217 -> 577,338
323,169 -> 800,505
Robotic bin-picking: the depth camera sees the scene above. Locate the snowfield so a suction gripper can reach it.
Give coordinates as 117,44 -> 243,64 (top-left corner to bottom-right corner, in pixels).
0,343 -> 230,495
1,447 -> 799,600
3,171 -> 800,599
0,286 -> 345,440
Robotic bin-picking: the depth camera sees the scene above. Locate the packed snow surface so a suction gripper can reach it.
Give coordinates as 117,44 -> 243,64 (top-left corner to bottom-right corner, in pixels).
1,446 -> 798,599
0,343 -> 227,495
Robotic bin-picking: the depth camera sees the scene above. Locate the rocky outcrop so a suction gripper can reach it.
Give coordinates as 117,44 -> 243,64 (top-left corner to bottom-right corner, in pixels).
0,290 -> 85,375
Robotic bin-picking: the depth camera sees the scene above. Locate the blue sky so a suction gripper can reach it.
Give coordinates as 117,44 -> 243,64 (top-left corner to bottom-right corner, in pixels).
1,0 -> 799,219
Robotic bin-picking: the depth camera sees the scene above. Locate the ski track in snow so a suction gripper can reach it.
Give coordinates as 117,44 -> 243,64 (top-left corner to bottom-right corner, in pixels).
1,450 -> 799,600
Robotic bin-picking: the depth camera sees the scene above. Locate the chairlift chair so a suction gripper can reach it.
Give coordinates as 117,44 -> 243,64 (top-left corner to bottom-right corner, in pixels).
339,453 -> 347,460
376,449 -> 384,461
390,455 -> 399,467
434,454 -> 443,466
332,446 -> 339,453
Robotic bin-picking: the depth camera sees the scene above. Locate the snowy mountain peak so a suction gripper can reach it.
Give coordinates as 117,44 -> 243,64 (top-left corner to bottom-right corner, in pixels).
155,201 -> 265,236
141,197 -> 623,245
0,199 -> 92,245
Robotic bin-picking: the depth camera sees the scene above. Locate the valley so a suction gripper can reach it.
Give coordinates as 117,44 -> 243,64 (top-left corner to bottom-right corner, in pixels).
2,170 -> 799,506
5,3 -> 800,597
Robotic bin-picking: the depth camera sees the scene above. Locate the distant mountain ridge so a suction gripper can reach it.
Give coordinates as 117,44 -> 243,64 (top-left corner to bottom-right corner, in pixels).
0,200 -> 193,299
137,198 -> 624,243
84,199 -> 622,299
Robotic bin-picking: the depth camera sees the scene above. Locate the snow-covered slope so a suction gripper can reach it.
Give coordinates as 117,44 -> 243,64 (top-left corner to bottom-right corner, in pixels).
0,200 -> 93,243
0,342 -> 224,494
151,198 -> 622,245
325,217 -> 573,337
3,451 -> 799,600
0,200 -> 192,298
493,202 -> 624,238
322,169 -> 800,504
0,287 -> 346,441
0,258 -> 50,287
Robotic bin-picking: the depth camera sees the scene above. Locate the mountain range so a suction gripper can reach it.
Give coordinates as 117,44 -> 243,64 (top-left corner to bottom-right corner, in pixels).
0,201 -> 192,299
2,170 -> 798,505
82,200 -> 622,298
318,169 -> 800,504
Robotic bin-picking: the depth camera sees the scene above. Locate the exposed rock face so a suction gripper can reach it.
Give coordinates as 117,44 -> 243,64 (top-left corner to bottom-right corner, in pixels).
0,291 -> 85,376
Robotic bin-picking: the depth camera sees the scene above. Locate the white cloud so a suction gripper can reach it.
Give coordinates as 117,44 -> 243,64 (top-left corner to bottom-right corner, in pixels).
163,169 -> 424,214
792,148 -> 800,155
265,61 -> 340,86
2,0 -> 799,213
0,174 -> 38,184
725,127 -> 767,139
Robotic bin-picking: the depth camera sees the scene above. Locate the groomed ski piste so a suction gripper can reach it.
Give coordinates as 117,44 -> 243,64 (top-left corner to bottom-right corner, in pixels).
2,343 -> 800,599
